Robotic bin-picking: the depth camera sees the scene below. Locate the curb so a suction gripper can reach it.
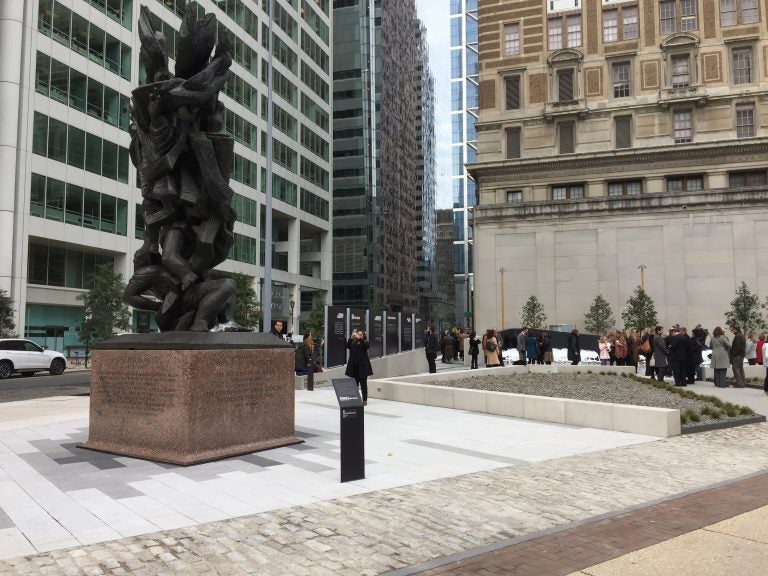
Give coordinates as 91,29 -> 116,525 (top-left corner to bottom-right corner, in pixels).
683,414 -> 767,434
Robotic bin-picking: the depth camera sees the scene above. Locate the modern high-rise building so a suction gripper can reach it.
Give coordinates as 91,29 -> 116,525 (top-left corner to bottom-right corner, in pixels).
332,0 -> 427,315
434,208 -> 456,332
0,0 -> 332,351
415,20 -> 438,324
450,0 -> 478,328
471,0 -> 768,333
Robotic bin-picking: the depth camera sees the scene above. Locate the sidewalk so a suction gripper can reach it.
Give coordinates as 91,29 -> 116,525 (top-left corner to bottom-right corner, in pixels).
1,369 -> 768,574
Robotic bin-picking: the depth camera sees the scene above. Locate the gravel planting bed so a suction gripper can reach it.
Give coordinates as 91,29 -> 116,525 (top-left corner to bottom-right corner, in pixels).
423,373 -> 759,430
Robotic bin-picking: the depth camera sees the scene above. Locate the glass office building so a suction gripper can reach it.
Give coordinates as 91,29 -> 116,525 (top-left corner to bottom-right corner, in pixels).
0,0 -> 332,351
450,0 -> 478,328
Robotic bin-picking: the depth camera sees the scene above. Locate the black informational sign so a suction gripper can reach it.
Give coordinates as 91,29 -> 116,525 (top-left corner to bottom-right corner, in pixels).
349,308 -> 366,333
327,306 -> 348,368
385,312 -> 399,355
401,314 -> 413,351
332,378 -> 365,482
414,317 -> 423,348
369,313 -> 383,359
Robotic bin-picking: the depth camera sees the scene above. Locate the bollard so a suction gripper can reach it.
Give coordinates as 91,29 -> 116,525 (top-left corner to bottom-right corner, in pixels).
307,364 -> 314,391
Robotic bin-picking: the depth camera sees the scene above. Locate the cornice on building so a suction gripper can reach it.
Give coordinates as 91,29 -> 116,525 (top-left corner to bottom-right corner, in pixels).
474,187 -> 768,225
467,138 -> 768,182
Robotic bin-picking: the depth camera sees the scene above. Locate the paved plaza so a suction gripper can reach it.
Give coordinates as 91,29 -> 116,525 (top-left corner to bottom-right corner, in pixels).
0,367 -> 767,574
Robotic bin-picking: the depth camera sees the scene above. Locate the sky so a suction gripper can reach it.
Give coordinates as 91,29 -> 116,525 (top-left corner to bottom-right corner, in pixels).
415,0 -> 453,209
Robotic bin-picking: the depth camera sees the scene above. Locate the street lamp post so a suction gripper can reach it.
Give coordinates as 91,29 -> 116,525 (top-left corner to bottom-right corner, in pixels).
638,265 -> 646,291
289,299 -> 295,335
499,267 -> 506,330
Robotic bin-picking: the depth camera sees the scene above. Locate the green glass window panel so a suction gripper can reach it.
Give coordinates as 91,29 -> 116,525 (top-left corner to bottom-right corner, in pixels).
87,78 -> 103,118
38,0 -> 53,34
65,250 -> 83,289
116,198 -> 127,236
83,189 -> 100,229
45,178 -> 65,221
28,244 -> 49,285
51,3 -> 71,47
47,246 -> 66,287
100,194 -> 116,233
119,94 -> 130,131
105,33 -> 121,74
30,174 -> 46,217
67,126 -> 85,169
117,147 -> 129,183
82,252 -> 96,288
103,86 -> 119,126
49,59 -> 68,104
35,52 -> 50,96
135,203 -> 144,239
65,184 -> 83,226
88,23 -> 105,64
32,113 -> 48,156
102,140 -> 117,179
120,44 -> 131,80
69,69 -> 87,111
85,133 -> 101,174
47,117 -> 67,162
70,12 -> 88,55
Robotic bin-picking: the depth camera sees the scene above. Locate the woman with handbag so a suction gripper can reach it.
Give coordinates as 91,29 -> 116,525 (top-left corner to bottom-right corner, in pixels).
484,328 -> 500,367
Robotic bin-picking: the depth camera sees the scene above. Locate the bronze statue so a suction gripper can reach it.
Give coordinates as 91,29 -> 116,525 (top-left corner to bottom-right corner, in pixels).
126,5 -> 247,332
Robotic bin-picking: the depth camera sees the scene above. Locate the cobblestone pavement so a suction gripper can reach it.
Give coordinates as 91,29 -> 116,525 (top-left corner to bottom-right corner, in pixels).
2,423 -> 768,575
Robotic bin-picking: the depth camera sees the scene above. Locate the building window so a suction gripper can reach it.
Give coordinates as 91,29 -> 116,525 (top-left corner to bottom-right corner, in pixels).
615,115 -> 632,149
612,62 -> 630,97
603,6 -> 638,43
506,127 -> 521,159
671,54 -> 690,88
667,175 -> 704,192
548,14 -> 581,51
608,180 -> 642,196
673,109 -> 692,143
552,183 -> 584,200
729,170 -> 766,187
732,47 -> 752,85
506,190 -> 522,203
557,68 -> 575,101
558,121 -> 575,154
504,23 -> 520,56
720,0 -> 759,26
660,0 -> 697,34
736,104 -> 755,138
505,75 -> 521,110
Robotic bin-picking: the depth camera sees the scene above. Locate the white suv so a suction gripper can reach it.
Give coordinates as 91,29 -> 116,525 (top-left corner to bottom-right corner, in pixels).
0,339 -> 67,379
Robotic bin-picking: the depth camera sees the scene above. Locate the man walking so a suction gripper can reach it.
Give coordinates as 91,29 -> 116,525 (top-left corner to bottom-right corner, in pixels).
424,326 -> 438,374
731,325 -> 746,388
517,327 -> 528,365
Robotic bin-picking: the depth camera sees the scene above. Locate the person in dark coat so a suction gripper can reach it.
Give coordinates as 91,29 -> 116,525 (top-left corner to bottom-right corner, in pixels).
652,326 -> 668,381
442,331 -> 454,364
567,329 -> 580,365
346,329 -> 373,405
468,331 -> 480,369
540,332 -> 553,364
295,333 -> 313,375
424,326 -> 439,374
668,327 -> 692,386
731,325 -> 746,388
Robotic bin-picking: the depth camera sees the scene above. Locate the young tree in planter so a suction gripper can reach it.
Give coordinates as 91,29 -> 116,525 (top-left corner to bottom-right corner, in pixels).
583,294 -> 614,336
232,273 -> 261,329
725,281 -> 765,333
0,289 -> 16,338
305,304 -> 326,339
521,295 -> 547,328
621,286 -> 658,331
77,263 -> 131,366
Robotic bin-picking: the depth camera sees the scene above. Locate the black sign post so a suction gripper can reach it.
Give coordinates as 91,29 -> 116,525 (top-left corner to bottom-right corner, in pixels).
332,378 -> 365,483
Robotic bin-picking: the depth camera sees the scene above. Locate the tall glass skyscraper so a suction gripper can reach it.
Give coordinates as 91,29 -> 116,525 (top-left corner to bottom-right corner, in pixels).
450,0 -> 478,328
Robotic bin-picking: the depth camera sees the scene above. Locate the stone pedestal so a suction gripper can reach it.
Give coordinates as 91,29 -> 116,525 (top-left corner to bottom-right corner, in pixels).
82,332 -> 301,465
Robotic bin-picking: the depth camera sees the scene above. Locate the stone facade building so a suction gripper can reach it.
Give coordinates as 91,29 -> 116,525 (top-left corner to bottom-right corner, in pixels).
470,0 -> 768,334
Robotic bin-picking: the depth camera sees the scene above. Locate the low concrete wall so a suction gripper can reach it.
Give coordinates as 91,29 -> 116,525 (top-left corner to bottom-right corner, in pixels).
701,365 -> 767,381
368,374 -> 680,438
321,348 -> 430,384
